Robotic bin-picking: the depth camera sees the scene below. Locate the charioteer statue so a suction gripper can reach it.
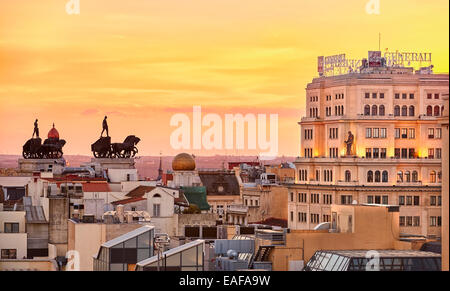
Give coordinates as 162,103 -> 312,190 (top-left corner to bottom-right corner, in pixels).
32,119 -> 39,138
101,116 -> 109,137
344,131 -> 354,156
91,116 -> 140,158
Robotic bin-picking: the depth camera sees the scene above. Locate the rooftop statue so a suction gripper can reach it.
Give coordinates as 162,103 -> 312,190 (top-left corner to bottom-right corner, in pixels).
32,119 -> 39,138
101,116 -> 109,137
23,122 -> 66,159
91,117 -> 140,158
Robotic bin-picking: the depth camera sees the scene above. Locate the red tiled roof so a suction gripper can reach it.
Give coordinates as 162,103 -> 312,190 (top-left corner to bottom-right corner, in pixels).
82,183 -> 111,192
126,186 -> 156,198
111,197 -> 147,205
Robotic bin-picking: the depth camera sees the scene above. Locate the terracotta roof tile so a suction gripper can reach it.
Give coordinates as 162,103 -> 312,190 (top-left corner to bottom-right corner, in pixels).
125,186 -> 156,198
111,197 -> 147,205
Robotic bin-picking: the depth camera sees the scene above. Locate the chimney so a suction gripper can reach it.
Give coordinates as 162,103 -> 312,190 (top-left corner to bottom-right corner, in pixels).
126,212 -> 133,224
116,205 -> 124,223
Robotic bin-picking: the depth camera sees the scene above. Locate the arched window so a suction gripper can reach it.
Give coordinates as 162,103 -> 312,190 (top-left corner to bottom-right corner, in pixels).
434,106 -> 440,116
345,170 -> 351,182
412,171 -> 418,182
382,171 -> 388,182
397,171 -> 403,182
409,106 -> 415,116
401,105 -> 408,116
430,171 -> 436,183
375,171 -> 381,183
367,171 -> 373,183
341,105 -> 344,116
364,105 -> 370,116
372,105 -> 378,116
405,171 -> 411,183
379,105 -> 385,116
427,106 -> 433,116
394,105 -> 400,116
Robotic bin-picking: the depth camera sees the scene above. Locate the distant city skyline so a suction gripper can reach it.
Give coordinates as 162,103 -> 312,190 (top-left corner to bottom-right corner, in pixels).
1,0 -> 449,156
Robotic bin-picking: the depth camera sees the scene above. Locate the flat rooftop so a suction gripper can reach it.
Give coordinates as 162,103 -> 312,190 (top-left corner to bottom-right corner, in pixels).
319,250 -> 440,258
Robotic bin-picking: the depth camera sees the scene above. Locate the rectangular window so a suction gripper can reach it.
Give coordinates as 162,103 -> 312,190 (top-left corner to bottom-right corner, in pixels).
401,128 -> 408,139
406,196 -> 412,206
380,93 -> 384,99
374,196 -> 381,204
401,148 -> 408,159
399,196 -> 405,205
400,216 -> 405,226
367,196 -> 374,204
413,196 -> 420,206
382,196 -> 389,205
436,128 -> 442,139
373,148 -> 380,159
4,223 -> 19,233
395,148 -> 400,159
413,216 -> 420,226
427,93 -> 432,99
428,149 -> 435,159
1,249 -> 17,259
402,93 -> 407,99
372,93 -> 377,99
290,211 -> 294,221
365,93 -> 370,99
380,148 -> 387,159
406,216 -> 413,226
366,148 -> 372,159
409,128 -> 415,139
395,128 -> 400,139
409,93 -> 414,99
380,128 -> 387,138
436,148 -> 442,159
409,148 -> 415,159
395,93 -> 400,99
366,128 -> 372,138
428,128 -> 434,139
373,128 -> 379,138
153,204 -> 161,217
430,216 -> 437,227
435,93 -> 440,99
430,196 -> 436,206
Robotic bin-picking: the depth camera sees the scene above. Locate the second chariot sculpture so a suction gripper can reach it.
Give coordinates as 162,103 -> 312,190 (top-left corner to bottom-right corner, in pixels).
91,116 -> 140,158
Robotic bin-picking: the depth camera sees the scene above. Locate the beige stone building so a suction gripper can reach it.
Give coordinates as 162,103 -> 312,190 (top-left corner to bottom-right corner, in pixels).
439,92 -> 449,270
290,63 -> 448,240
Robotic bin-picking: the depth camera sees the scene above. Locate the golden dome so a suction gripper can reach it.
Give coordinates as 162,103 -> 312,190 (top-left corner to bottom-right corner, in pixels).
172,153 -> 196,171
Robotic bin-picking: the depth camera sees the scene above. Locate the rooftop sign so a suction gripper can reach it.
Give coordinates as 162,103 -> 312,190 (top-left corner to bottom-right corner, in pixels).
318,50 -> 433,76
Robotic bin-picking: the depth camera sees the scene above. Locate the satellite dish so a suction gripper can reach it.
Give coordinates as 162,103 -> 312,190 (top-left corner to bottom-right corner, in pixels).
352,200 -> 358,205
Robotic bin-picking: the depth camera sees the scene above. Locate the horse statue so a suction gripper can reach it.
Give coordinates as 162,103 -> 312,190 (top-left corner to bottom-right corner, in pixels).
111,135 -> 140,158
23,138 -> 43,159
41,138 -> 66,159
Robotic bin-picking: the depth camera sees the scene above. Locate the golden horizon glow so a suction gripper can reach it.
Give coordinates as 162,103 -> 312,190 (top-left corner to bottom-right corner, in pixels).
0,0 -> 449,156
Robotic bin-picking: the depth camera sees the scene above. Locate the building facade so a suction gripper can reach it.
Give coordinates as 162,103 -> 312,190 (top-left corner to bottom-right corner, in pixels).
289,63 -> 448,239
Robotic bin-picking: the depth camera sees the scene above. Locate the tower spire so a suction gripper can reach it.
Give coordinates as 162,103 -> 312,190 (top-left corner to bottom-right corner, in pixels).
157,151 -> 163,181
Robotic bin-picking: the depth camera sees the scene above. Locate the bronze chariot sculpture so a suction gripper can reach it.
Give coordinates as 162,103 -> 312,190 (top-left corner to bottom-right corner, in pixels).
22,122 -> 66,159
91,135 -> 140,158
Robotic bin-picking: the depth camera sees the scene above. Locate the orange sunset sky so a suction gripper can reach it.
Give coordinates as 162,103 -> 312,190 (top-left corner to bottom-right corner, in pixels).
0,0 -> 449,157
